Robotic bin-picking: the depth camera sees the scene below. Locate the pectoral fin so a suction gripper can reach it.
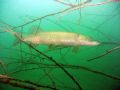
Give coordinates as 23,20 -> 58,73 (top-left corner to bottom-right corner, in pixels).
48,44 -> 56,50
72,46 -> 80,53
47,45 -> 68,52
48,44 -> 61,50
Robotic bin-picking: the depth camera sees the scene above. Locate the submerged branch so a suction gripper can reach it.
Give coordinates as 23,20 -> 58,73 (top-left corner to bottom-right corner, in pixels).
0,60 -> 7,74
87,45 -> 120,61
1,0 -> 117,32
3,29 -> 82,90
54,0 -> 75,6
25,44 -> 82,90
9,63 -> 120,81
0,74 -> 57,90
0,0 -> 120,89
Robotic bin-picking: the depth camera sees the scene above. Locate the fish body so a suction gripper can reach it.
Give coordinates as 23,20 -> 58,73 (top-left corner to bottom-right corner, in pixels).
23,31 -> 100,46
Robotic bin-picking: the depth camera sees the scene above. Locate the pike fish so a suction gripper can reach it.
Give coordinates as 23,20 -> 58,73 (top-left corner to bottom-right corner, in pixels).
22,31 -> 100,46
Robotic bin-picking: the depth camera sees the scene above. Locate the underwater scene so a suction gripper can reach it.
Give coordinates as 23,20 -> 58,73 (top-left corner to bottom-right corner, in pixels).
0,0 -> 120,90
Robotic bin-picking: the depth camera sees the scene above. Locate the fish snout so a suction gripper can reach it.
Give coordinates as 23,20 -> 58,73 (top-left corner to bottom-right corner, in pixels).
88,41 -> 100,46
79,40 -> 100,46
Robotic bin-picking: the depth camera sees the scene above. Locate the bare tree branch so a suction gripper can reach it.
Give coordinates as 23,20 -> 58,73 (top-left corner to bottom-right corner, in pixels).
87,45 -> 120,61
2,27 -> 82,89
0,1 -> 120,89
0,0 -> 117,32
54,0 -> 75,6
0,74 -> 57,90
8,63 -> 120,81
0,60 -> 7,74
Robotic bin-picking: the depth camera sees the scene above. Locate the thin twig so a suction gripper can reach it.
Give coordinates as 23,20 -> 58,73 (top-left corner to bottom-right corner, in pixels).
87,45 -> 120,61
0,60 -> 7,74
54,0 -> 75,6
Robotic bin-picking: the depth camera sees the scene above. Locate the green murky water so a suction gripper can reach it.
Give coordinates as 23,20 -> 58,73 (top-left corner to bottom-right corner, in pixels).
0,0 -> 120,90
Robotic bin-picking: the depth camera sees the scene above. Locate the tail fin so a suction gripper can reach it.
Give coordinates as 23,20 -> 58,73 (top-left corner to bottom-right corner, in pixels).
0,20 -> 24,46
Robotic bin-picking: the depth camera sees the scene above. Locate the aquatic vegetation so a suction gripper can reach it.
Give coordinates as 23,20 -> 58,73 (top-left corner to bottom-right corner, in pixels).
0,0 -> 120,90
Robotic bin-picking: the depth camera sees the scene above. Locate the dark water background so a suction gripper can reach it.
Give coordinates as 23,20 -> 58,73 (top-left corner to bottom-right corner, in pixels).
0,0 -> 120,90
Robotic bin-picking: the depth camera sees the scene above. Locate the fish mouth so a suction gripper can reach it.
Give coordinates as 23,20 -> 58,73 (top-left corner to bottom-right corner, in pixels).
88,41 -> 100,46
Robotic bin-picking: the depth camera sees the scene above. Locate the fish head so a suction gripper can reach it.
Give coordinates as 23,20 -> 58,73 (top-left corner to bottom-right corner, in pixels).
78,35 -> 100,46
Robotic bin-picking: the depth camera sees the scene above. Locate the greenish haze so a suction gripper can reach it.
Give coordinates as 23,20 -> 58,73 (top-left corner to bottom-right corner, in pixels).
0,0 -> 120,90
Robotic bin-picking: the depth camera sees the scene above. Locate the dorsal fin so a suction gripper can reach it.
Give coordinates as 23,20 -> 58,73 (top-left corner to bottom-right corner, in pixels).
29,25 -> 44,35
